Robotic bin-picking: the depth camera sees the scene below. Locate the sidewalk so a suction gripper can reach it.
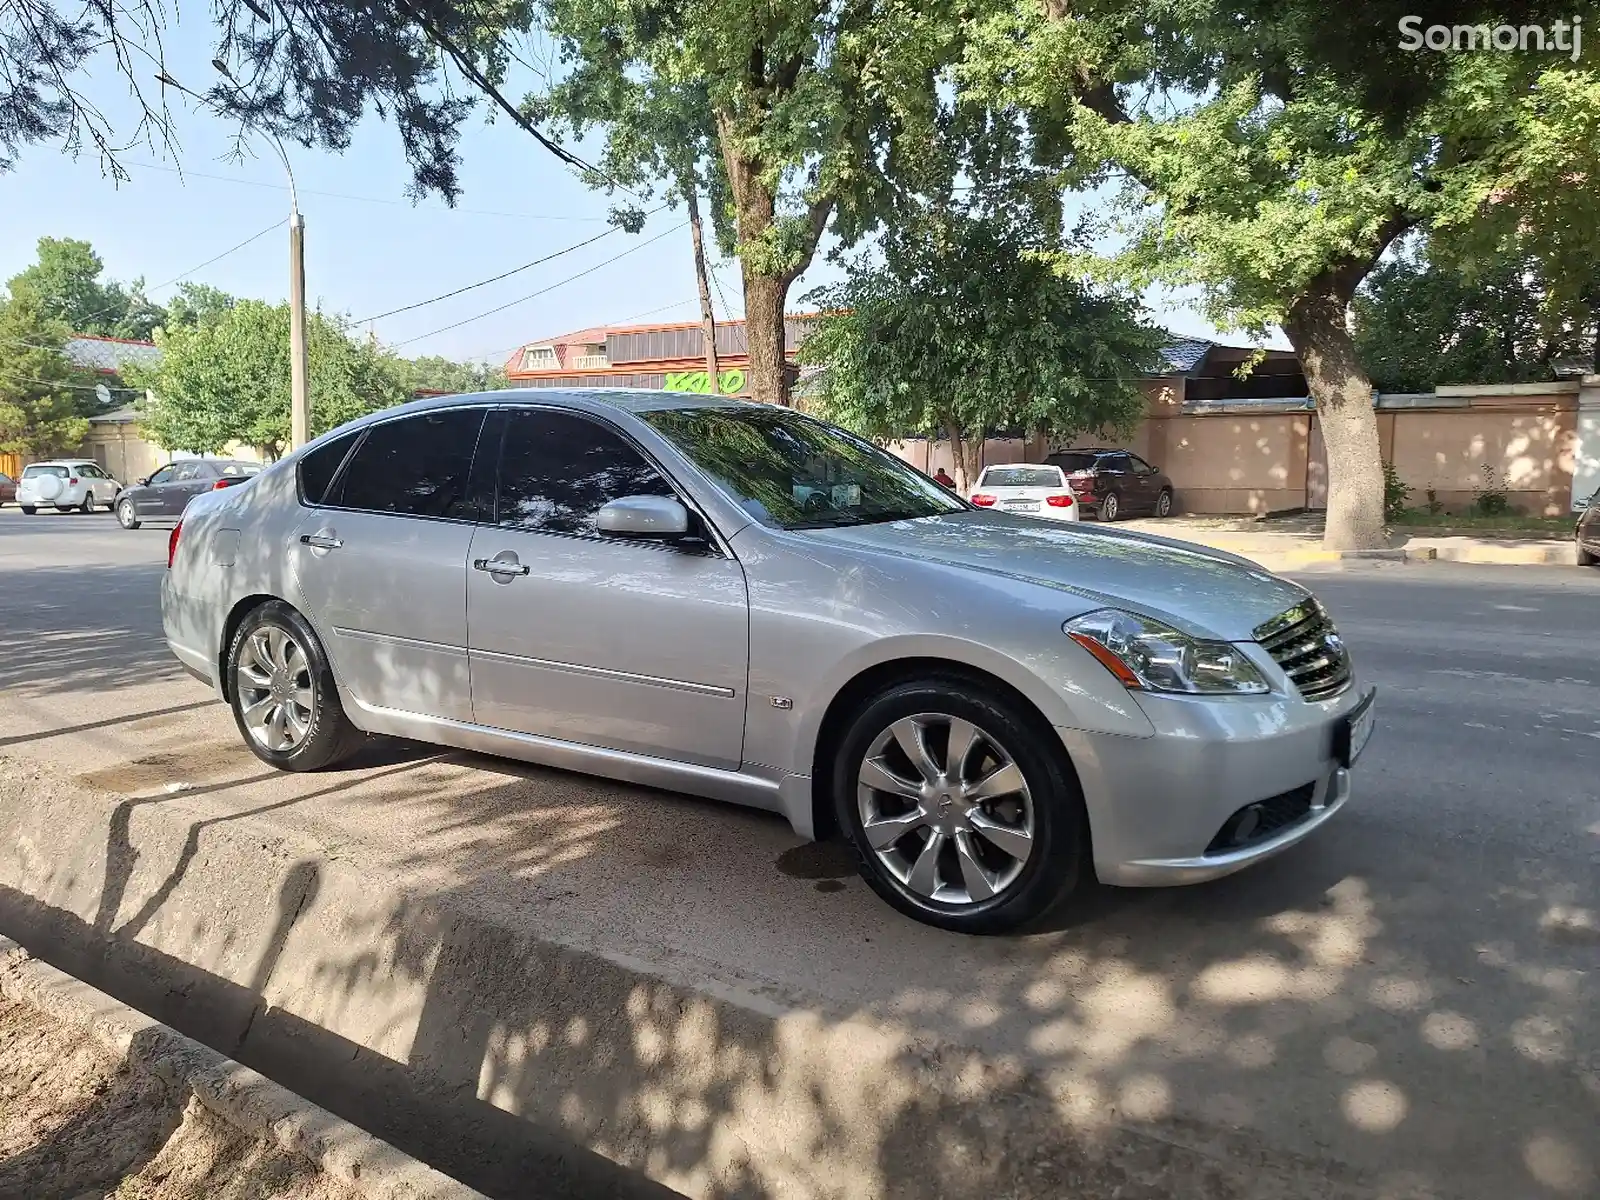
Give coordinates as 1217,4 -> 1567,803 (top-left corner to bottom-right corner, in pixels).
1121,515 -> 1579,571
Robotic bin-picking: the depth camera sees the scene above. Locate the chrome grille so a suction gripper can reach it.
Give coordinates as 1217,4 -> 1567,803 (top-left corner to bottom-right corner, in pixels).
1254,600 -> 1352,701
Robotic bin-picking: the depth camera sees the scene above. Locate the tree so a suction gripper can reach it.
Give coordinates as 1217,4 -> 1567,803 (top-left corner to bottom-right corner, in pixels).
0,296 -> 93,459
5,237 -> 166,339
1353,240 -> 1599,393
164,283 -> 237,329
532,0 -> 958,406
130,302 -> 405,459
960,4 -> 1600,549
386,354 -> 508,395
802,210 -> 1163,489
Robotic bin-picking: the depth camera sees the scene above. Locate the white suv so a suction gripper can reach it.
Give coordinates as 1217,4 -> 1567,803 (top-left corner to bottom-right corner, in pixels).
16,461 -> 122,514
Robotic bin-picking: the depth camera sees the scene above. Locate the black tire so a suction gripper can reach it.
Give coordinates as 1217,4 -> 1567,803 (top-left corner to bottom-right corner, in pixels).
832,676 -> 1087,934
116,499 -> 140,530
20,506 -> 35,515
79,492 -> 95,513
1579,545 -> 1597,567
1099,491 -> 1121,522
55,505 -> 73,513
226,601 -> 363,771
1155,488 -> 1174,518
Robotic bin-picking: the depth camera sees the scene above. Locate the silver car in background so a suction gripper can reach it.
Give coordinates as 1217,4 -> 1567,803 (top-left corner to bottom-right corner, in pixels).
163,391 -> 1375,933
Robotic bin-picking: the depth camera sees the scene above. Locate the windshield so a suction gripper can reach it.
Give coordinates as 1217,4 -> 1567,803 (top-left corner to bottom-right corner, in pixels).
641,405 -> 967,530
21,465 -> 68,478
980,467 -> 1061,488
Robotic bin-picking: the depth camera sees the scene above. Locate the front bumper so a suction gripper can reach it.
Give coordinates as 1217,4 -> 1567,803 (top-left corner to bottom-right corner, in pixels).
1059,682 -> 1371,887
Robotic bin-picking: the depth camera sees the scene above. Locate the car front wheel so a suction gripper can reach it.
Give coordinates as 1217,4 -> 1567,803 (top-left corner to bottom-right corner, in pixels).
833,677 -> 1087,933
1579,545 -> 1596,567
227,602 -> 362,771
116,499 -> 140,529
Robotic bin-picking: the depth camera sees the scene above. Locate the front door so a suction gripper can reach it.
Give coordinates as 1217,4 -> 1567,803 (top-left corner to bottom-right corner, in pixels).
466,407 -> 749,770
289,407 -> 490,723
1124,453 -> 1160,512
136,464 -> 177,516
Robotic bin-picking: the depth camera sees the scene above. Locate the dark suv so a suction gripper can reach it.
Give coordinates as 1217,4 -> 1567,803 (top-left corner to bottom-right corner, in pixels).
1577,487 -> 1599,566
1043,448 -> 1175,522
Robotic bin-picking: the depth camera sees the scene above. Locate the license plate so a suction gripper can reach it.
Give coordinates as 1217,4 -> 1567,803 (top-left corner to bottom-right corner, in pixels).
1003,499 -> 1038,510
1336,689 -> 1377,767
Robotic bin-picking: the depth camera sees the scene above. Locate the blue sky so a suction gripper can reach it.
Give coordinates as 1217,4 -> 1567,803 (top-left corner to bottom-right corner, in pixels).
0,17 -> 1240,367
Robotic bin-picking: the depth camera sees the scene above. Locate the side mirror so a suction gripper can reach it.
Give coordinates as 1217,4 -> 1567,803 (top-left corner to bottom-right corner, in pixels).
597,494 -> 690,539
137,477 -> 149,487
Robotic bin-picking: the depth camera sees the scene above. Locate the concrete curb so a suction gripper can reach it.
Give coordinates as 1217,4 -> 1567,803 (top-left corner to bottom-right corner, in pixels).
0,935 -> 487,1200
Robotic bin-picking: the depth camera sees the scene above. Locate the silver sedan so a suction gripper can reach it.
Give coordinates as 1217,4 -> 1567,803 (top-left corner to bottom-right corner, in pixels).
162,390 -> 1375,933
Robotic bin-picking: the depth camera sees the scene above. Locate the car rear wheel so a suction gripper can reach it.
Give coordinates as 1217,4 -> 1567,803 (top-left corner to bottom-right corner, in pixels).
116,499 -> 140,529
227,601 -> 362,771
20,506 -> 35,515
1099,491 -> 1121,521
833,677 -> 1086,933
1579,546 -> 1596,567
1155,489 -> 1173,517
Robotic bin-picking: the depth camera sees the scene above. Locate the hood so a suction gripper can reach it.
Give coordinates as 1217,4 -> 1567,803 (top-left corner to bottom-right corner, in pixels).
800,512 -> 1306,641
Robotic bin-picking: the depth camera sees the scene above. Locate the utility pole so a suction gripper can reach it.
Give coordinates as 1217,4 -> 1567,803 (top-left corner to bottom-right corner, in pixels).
684,182 -> 720,394
288,208 -> 309,450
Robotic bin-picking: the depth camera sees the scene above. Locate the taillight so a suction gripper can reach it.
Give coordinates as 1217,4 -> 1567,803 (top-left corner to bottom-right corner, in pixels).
1046,494 -> 1074,507
167,520 -> 182,569
68,477 -> 79,486
212,478 -> 230,490
970,493 -> 996,507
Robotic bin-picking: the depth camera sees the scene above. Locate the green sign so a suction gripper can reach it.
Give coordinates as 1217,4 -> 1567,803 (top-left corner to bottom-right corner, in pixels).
664,369 -> 746,395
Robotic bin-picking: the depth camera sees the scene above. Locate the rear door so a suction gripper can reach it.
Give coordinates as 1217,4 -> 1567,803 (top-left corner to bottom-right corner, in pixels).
288,407 -> 491,722
166,462 -> 212,514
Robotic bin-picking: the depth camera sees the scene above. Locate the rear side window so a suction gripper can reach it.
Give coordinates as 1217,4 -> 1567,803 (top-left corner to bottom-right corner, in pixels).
298,432 -> 361,505
220,462 -> 260,478
22,465 -> 68,479
332,409 -> 488,519
979,467 -> 1062,488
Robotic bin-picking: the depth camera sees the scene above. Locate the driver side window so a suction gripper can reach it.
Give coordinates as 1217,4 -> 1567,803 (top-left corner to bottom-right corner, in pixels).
496,409 -> 676,537
147,466 -> 176,486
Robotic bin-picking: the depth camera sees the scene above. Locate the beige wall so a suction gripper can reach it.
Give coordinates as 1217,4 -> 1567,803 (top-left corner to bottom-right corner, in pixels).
884,381 -> 1581,517
80,422 -> 268,485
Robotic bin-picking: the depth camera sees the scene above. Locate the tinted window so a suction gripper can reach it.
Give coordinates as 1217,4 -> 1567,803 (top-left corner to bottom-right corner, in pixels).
298,431 -> 360,505
0,473 -> 11,484
642,406 -> 965,530
1126,454 -> 1154,474
146,466 -> 176,486
1100,453 -> 1132,471
23,465 -> 68,479
496,410 -> 675,536
979,467 -> 1062,488
1046,452 -> 1097,473
334,409 -> 487,519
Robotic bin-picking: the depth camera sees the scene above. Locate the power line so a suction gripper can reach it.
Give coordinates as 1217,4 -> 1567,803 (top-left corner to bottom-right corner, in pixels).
148,219 -> 286,292
125,161 -> 608,222
353,208 -> 668,325
394,221 -> 688,348
468,296 -> 703,366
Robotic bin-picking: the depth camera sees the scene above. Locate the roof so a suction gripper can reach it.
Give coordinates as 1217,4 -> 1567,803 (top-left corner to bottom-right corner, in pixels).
1158,338 -> 1213,374
64,334 -> 161,375
89,404 -> 142,425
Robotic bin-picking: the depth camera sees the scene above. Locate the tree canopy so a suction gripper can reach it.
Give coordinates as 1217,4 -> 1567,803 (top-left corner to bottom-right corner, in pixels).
803,209 -> 1162,488
129,301 -> 406,458
6,237 -> 165,340
0,295 -> 95,459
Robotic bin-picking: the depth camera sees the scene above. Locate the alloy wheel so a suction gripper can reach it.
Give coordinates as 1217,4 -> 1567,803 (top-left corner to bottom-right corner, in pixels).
856,712 -> 1035,906
117,501 -> 136,528
235,625 -> 315,752
1101,492 -> 1119,521
1156,491 -> 1172,517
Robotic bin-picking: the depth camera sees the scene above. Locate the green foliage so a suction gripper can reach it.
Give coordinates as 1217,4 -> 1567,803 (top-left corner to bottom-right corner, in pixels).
129,302 -> 406,459
801,210 -> 1162,480
1355,240 -> 1598,393
1382,460 -> 1412,523
164,283 -> 237,330
0,295 -> 94,458
1473,465 -> 1512,517
386,354 -> 508,396
5,237 -> 166,339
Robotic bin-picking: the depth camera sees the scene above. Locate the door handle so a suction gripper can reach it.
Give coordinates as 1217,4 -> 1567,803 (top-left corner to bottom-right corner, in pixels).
473,556 -> 530,577
300,533 -> 343,550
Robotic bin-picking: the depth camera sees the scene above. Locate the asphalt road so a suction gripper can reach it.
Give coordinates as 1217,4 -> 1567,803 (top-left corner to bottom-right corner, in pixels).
1,506 -> 1597,1199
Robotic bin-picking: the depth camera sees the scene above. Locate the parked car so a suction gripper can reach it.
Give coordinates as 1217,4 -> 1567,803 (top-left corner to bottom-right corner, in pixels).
0,471 -> 15,507
968,464 -> 1080,522
115,459 -> 261,529
1577,487 -> 1599,566
15,461 -> 121,514
1042,448 -> 1175,522
163,392 -> 1373,933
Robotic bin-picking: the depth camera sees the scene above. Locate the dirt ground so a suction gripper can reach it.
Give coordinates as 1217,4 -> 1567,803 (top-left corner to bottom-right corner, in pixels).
0,997 -> 354,1200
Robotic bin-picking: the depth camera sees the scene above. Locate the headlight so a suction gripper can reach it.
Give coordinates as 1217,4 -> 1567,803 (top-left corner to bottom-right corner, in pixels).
1064,609 -> 1269,695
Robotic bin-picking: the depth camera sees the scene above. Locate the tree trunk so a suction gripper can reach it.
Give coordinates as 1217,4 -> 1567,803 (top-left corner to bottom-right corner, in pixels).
944,420 -> 980,491
684,182 -> 720,393
1284,286 -> 1386,551
743,272 -> 787,405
